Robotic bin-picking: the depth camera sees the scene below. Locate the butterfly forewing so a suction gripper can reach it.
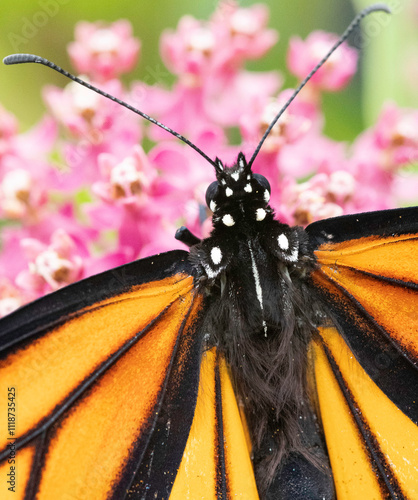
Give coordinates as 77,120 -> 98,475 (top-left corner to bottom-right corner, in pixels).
0,251 -> 208,499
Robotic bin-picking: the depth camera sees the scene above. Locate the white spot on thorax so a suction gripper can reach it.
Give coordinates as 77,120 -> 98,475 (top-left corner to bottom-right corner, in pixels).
247,241 -> 268,336
225,187 -> 233,197
256,208 -> 266,221
244,183 -> 252,193
222,214 -> 235,226
231,172 -> 240,181
278,233 -> 289,250
210,200 -> 217,212
210,246 -> 222,265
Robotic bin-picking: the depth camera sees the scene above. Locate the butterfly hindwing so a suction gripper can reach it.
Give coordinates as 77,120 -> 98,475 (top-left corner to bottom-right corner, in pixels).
307,206 -> 418,498
171,349 -> 259,499
0,250 -> 208,499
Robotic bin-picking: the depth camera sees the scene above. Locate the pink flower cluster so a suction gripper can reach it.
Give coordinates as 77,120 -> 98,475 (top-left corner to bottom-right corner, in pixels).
0,2 -> 417,315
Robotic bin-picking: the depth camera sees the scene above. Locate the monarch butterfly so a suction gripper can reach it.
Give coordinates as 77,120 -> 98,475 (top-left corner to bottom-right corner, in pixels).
1,3 -> 417,499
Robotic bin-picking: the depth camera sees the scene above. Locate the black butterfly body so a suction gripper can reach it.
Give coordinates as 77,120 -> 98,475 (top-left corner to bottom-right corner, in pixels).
177,153 -> 327,493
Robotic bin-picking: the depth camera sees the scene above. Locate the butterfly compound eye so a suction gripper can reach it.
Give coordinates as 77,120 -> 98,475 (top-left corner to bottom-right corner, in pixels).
253,173 -> 271,194
205,181 -> 219,208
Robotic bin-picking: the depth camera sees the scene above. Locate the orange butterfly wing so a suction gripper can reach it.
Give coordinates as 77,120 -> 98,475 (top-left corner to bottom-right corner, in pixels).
0,251 -> 206,499
307,207 -> 418,498
0,250 -> 259,499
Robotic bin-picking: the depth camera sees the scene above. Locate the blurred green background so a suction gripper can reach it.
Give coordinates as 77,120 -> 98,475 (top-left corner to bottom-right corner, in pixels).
0,0 -> 417,141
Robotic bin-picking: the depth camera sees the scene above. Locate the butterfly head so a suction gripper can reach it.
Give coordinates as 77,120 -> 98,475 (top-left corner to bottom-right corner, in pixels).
205,152 -> 272,228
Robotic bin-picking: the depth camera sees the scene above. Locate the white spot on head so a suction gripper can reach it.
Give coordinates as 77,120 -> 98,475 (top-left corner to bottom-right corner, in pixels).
225,187 -> 233,197
247,174 -> 251,180
238,156 -> 245,170
221,179 -> 226,185
256,208 -> 266,221
278,233 -> 289,250
231,172 -> 240,181
210,246 -> 222,265
264,189 -> 270,203
210,200 -> 217,212
217,160 -> 224,171
222,214 -> 235,226
244,183 -> 252,193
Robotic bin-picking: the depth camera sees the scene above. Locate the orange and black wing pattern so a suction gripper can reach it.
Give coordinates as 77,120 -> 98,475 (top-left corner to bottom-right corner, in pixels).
306,206 -> 418,499
0,249 -> 259,499
171,348 -> 259,499
0,250 -> 208,499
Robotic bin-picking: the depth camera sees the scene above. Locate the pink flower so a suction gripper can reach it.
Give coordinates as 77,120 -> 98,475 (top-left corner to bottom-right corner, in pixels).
287,31 -> 358,91
43,79 -> 141,186
68,20 -> 141,82
241,89 -> 319,155
0,168 -> 47,222
155,3 -> 280,133
205,70 -> 280,128
93,146 -> 157,207
210,2 -> 278,70
349,103 -> 418,210
161,16 -> 216,83
240,90 -> 328,194
373,103 -> 418,168
139,71 -> 279,145
280,171 -> 356,225
135,83 -> 224,145
89,146 -> 180,256
161,3 -> 277,82
15,229 -> 84,295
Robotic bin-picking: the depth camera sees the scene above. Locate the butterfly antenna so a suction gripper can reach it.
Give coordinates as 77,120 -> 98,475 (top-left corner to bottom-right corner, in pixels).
247,3 -> 391,169
3,53 -> 217,169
